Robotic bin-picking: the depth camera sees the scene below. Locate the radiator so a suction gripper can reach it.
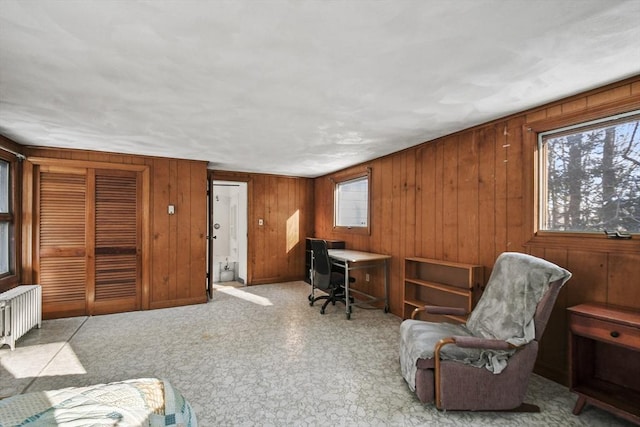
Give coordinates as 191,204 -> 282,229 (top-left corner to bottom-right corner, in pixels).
0,285 -> 42,351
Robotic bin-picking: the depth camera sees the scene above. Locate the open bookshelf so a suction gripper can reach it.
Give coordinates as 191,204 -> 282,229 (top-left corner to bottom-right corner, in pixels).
403,257 -> 484,323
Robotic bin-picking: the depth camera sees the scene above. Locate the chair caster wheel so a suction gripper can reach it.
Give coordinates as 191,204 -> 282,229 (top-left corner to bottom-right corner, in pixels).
309,301 -> 314,306
320,308 -> 325,314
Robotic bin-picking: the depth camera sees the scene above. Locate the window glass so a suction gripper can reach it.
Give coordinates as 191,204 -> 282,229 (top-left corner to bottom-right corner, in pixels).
0,159 -> 10,275
0,160 -> 8,213
539,111 -> 640,233
0,222 -> 8,274
335,175 -> 369,228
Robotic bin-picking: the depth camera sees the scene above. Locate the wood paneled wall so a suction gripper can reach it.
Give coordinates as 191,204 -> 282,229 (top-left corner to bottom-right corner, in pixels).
149,157 -> 207,309
22,147 -> 208,313
314,76 -> 640,384
212,170 -> 314,285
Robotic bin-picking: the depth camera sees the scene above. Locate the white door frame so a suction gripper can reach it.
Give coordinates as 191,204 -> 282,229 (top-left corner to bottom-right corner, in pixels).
211,180 -> 248,284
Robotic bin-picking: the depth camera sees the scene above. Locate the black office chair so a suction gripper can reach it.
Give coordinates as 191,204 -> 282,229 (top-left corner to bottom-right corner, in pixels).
308,239 -> 353,314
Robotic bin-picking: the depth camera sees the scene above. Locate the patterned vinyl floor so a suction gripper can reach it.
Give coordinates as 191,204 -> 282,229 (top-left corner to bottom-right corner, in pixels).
0,281 -> 634,426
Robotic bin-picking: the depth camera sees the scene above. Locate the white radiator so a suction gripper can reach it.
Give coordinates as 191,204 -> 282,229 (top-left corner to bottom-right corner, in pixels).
0,285 -> 42,351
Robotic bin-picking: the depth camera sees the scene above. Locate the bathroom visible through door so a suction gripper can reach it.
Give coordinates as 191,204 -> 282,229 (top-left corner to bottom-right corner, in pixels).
211,181 -> 248,286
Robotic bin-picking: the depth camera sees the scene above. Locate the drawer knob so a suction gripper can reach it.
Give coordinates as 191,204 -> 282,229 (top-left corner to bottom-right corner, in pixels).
610,331 -> 620,338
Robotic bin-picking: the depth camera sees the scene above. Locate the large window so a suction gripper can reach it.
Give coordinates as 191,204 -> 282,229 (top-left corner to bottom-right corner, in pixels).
334,169 -> 370,233
0,158 -> 13,277
539,110 -> 640,234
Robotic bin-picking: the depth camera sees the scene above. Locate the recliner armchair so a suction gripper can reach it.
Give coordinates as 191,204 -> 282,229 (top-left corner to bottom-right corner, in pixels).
399,252 -> 572,411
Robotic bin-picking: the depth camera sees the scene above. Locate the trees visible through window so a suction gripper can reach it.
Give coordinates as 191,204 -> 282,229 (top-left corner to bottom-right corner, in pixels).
539,111 -> 640,233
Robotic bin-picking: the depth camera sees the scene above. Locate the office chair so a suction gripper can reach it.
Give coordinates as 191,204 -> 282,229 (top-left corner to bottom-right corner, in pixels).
308,239 -> 353,314
400,252 -> 571,411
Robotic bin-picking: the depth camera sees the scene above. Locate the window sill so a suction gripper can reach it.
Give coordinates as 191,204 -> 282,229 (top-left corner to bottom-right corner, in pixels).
525,232 -> 640,254
0,275 -> 20,293
333,225 -> 370,236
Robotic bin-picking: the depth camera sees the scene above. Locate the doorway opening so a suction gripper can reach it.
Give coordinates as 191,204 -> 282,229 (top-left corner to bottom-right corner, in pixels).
209,180 -> 248,293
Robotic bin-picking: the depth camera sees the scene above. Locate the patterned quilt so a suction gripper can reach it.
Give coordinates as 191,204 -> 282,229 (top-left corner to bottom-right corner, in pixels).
0,378 -> 197,426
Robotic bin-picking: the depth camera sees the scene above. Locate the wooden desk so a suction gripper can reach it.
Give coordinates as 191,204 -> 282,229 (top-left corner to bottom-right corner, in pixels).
328,249 -> 391,319
568,303 -> 640,425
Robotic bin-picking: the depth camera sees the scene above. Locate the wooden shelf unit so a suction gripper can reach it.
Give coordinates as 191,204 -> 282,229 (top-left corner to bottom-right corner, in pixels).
403,257 -> 484,322
568,303 -> 640,425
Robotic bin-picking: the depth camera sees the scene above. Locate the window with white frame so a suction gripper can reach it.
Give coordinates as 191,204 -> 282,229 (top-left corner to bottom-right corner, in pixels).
538,110 -> 640,233
334,171 -> 370,232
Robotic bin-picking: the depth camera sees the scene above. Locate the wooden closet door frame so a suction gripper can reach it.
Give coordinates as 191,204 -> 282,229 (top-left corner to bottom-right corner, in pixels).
27,157 -> 150,315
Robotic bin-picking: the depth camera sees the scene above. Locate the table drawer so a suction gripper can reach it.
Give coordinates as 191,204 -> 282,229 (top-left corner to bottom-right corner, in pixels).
570,315 -> 640,350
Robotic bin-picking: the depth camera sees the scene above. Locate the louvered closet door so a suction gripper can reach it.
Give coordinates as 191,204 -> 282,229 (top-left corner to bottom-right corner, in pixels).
91,169 -> 141,315
37,167 -> 141,318
38,167 -> 89,318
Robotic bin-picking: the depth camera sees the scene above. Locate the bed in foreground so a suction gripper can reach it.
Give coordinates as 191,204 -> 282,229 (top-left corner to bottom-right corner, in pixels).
0,378 -> 197,426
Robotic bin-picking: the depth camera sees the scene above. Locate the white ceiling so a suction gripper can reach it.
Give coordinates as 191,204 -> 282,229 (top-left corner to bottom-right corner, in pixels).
1,1 -> 639,177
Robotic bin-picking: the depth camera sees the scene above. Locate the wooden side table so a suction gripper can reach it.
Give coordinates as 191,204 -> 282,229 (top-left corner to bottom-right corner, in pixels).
568,303 -> 640,425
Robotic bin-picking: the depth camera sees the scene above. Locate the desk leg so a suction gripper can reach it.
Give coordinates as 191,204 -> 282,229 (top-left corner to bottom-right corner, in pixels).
383,259 -> 389,313
345,263 -> 351,320
307,251 -> 315,302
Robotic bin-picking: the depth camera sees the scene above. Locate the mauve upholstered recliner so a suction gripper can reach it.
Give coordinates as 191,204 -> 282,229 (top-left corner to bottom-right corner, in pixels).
399,252 -> 572,411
